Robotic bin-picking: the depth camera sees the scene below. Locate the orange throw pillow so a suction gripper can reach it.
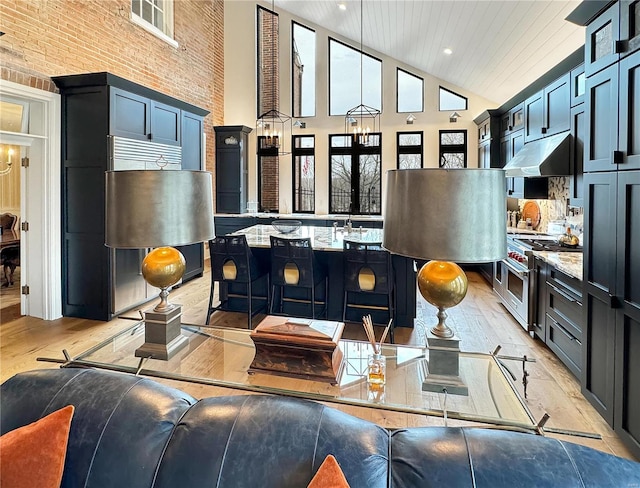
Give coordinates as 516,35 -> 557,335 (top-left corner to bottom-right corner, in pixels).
308,454 -> 351,488
0,405 -> 74,488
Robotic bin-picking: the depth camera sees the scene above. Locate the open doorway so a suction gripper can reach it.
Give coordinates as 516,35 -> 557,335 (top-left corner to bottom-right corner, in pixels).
0,80 -> 61,320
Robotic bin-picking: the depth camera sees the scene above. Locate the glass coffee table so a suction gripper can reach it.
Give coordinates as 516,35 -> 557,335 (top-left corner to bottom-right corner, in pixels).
49,321 -> 543,432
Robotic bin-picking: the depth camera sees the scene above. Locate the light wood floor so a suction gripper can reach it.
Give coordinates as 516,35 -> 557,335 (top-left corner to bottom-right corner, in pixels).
0,264 -> 636,461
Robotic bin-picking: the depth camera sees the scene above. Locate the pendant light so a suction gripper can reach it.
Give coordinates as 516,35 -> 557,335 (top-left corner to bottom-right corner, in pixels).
344,0 -> 380,146
256,1 -> 292,156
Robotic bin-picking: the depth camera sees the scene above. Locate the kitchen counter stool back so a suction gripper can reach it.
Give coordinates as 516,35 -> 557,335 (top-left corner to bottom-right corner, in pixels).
207,235 -> 269,328
269,236 -> 327,319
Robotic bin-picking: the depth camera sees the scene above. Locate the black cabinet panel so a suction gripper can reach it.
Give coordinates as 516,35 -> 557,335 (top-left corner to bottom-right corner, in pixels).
547,313 -> 582,378
544,73 -> 571,137
616,314 -> 640,450
617,171 -> 640,313
571,64 -> 586,107
585,2 -> 620,77
65,168 -> 104,235
110,87 -> 151,140
65,90 -> 109,164
181,112 -> 203,171
585,173 -> 617,289
524,91 -> 544,143
585,64 -> 620,172
621,0 -> 640,56
570,105 -> 585,206
619,50 -> 640,170
214,126 -> 252,214
150,101 -> 180,146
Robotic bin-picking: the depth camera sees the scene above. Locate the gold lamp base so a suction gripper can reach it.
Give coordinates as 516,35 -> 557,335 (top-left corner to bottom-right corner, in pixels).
417,261 -> 468,338
136,247 -> 188,360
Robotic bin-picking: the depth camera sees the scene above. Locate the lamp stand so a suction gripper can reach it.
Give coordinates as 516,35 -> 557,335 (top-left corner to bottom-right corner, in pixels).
422,331 -> 468,396
135,302 -> 189,360
134,247 -> 189,360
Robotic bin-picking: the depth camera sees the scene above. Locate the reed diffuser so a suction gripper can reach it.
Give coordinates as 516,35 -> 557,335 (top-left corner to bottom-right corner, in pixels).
362,315 -> 392,385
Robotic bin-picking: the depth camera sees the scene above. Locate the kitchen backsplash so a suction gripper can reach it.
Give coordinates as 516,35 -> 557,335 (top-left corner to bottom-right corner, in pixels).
518,177 -> 583,235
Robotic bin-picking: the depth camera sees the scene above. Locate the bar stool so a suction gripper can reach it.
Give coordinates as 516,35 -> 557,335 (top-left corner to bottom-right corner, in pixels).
342,240 -> 396,343
206,235 -> 269,329
269,236 -> 327,319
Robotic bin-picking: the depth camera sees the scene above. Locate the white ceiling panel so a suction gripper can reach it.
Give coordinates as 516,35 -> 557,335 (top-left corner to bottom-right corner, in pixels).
274,0 -> 585,105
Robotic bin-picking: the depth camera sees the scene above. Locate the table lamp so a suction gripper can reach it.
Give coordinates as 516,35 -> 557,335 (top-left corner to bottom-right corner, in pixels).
383,168 -> 506,395
105,169 -> 214,360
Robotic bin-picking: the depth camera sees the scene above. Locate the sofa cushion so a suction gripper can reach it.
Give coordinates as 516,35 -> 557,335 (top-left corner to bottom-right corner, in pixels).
0,405 -> 74,488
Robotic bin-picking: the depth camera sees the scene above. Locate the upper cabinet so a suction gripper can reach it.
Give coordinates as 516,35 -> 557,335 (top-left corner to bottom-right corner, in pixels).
110,87 -> 181,146
585,1 -> 640,78
571,64 -> 586,107
524,73 -> 571,143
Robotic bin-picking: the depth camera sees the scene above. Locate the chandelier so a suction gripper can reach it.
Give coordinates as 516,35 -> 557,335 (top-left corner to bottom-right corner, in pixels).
344,0 -> 380,145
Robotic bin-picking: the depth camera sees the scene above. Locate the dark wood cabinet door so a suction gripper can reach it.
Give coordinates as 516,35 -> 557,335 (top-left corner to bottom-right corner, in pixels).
585,2 -> 620,77
619,50 -> 640,170
110,87 -> 151,141
571,64 -> 586,107
570,104 -> 585,206
584,64 -> 620,172
543,73 -> 571,137
524,90 -> 544,143
582,171 -> 618,426
149,101 -> 181,146
181,112 -> 204,170
614,170 -> 640,451
620,0 -> 640,56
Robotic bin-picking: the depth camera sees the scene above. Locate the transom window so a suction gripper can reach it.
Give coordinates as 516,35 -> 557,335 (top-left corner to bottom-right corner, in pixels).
329,133 -> 382,214
292,22 -> 316,117
439,130 -> 467,168
292,136 -> 315,213
397,131 -> 423,169
439,86 -> 468,112
131,0 -> 174,41
397,69 -> 423,113
329,38 -> 382,116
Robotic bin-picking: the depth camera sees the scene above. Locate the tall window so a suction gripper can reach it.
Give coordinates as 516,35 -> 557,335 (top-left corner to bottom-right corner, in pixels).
257,6 -> 279,117
439,86 -> 468,111
329,38 -> 382,116
329,134 -> 382,214
397,69 -> 423,113
131,0 -> 174,39
292,22 -> 316,117
292,136 -> 315,213
439,130 -> 467,168
397,131 -> 423,169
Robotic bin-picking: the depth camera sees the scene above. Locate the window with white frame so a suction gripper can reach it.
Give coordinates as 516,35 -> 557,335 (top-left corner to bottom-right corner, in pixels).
131,0 -> 174,40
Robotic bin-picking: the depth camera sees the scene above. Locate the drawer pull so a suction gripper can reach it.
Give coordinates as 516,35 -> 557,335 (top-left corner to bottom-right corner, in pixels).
548,283 -> 576,303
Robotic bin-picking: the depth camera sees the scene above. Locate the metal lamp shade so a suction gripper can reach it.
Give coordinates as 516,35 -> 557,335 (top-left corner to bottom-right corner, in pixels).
383,169 -> 507,263
105,170 -> 214,248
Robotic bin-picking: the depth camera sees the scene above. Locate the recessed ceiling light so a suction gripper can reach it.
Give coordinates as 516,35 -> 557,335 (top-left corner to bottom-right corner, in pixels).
443,48 -> 453,55
338,3 -> 347,10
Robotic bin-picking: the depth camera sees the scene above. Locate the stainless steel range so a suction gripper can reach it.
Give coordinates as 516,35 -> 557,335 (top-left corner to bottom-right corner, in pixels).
493,234 -> 582,331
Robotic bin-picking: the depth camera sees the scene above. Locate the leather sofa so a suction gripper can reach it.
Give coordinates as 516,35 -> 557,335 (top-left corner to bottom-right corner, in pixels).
2,368 -> 639,487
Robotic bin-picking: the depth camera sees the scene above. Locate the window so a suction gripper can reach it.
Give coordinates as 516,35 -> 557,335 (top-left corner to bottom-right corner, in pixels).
257,6 -> 279,118
329,38 -> 382,116
439,130 -> 467,168
397,131 -> 423,169
329,133 -> 382,214
131,0 -> 174,41
292,136 -> 315,212
397,69 -> 423,113
439,86 -> 468,111
292,22 -> 315,117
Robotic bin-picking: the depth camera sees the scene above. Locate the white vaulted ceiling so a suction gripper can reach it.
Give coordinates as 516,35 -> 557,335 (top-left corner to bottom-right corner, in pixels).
274,0 -> 585,105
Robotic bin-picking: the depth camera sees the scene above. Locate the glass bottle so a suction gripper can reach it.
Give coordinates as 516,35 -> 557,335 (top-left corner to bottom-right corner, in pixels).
367,353 -> 386,385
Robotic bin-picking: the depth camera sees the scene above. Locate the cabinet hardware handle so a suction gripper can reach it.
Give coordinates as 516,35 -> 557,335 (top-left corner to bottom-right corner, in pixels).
613,150 -> 623,165
508,125 -> 513,131
541,127 -> 547,134
548,283 -> 576,302
148,133 -> 153,140
614,40 -> 626,54
609,294 -> 621,308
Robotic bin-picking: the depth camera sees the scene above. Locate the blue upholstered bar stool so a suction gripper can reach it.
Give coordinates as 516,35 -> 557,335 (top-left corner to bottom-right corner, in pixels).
342,239 -> 396,343
269,236 -> 327,319
206,235 -> 269,329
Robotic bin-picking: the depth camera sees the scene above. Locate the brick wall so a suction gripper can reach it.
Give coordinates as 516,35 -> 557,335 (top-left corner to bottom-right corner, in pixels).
0,0 -> 224,176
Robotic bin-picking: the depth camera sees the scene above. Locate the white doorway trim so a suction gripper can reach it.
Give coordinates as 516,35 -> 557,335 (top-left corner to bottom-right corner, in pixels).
0,79 -> 62,320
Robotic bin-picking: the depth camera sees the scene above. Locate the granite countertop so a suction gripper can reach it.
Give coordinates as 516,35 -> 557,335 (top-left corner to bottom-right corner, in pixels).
533,251 -> 583,280
215,212 -> 383,221
230,224 -> 384,251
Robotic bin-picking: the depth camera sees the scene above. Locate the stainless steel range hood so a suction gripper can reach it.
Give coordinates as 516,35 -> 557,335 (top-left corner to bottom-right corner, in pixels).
503,132 -> 572,177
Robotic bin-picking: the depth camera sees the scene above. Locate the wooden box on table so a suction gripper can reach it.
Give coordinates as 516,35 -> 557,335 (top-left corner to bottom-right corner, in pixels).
249,315 -> 345,384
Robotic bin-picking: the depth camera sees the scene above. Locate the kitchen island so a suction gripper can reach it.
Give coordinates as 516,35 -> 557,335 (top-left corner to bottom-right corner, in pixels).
215,224 -> 416,328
